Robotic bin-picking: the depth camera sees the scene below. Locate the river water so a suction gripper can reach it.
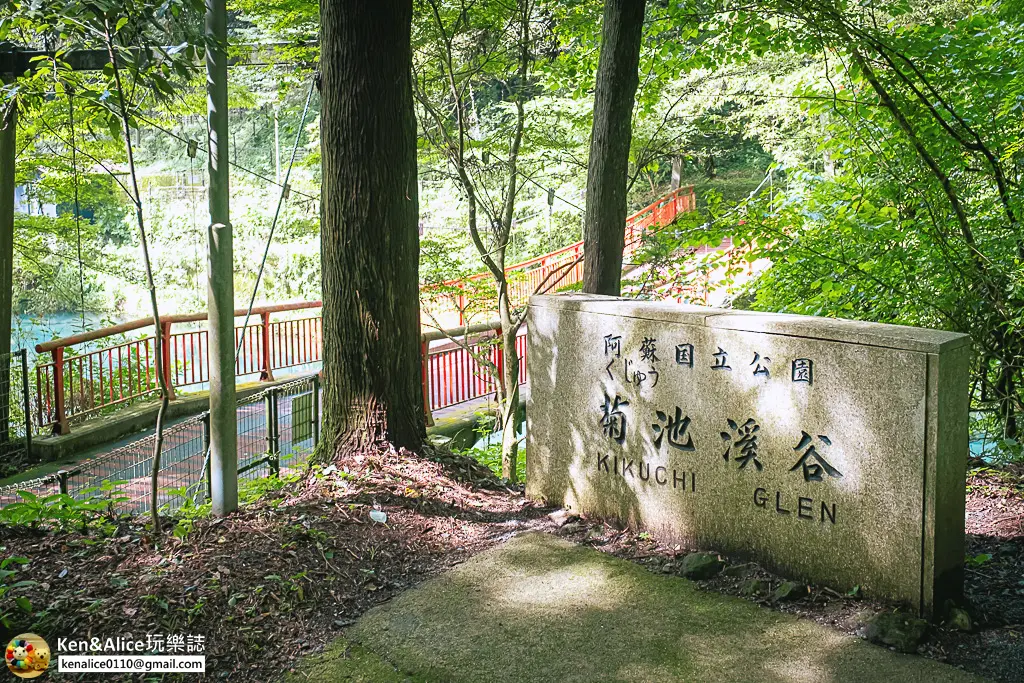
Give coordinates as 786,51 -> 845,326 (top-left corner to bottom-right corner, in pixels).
13,312 -> 113,360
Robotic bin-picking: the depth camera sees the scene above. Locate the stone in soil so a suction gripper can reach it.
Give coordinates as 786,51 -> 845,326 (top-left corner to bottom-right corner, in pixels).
721,563 -> 753,578
864,611 -> 930,653
772,581 -> 809,602
548,509 -> 579,528
679,552 -> 724,580
945,607 -> 972,632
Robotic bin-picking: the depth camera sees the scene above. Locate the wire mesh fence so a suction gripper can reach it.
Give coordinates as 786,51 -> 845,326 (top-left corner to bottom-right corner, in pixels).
0,349 -> 33,463
0,373 -> 321,515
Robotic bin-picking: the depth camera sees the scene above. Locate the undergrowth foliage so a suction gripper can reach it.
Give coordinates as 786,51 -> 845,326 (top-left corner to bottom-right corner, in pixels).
0,480 -> 128,533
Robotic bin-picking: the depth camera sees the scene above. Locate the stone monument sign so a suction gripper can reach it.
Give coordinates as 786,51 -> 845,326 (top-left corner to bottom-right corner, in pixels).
526,294 -> 970,615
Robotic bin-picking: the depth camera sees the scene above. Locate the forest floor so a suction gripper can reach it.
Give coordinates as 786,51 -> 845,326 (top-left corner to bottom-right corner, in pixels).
562,462 -> 1024,683
0,448 -> 556,681
0,455 -> 1021,682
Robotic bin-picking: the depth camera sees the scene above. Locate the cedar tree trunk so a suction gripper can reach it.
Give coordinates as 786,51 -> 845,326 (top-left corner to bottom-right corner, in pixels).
317,0 -> 426,458
0,90 -> 14,444
582,0 -> 645,295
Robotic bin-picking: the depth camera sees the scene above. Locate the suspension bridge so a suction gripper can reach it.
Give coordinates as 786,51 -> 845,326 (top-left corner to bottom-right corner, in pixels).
0,185 -> 715,512
29,185 -> 699,438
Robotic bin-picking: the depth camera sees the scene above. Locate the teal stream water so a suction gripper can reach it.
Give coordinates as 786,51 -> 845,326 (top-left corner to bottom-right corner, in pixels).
13,311 -> 113,358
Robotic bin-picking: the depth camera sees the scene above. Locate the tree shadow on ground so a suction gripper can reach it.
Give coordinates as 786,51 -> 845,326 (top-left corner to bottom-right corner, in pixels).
297,532 -> 982,683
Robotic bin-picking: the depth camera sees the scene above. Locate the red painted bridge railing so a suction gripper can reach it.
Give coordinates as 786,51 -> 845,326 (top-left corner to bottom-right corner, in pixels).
34,302 -> 325,435
624,185 -> 696,246
437,186 -> 697,323
420,323 -> 526,412
33,305 -> 516,436
34,186 -> 696,436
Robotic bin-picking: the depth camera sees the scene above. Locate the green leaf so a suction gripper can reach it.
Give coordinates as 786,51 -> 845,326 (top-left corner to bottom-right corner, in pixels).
966,553 -> 993,567
0,556 -> 30,569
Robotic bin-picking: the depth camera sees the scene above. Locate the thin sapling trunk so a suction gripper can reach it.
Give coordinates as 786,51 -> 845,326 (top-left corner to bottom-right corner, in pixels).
105,23 -> 171,535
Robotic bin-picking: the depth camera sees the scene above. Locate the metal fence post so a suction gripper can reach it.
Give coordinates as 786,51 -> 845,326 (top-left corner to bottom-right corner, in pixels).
51,347 -> 69,435
201,411 -> 212,501
266,388 -> 280,476
311,373 -> 320,447
19,349 -> 31,458
159,321 -> 177,401
421,340 -> 434,427
495,326 -> 505,390
57,469 -> 69,495
259,311 -> 275,381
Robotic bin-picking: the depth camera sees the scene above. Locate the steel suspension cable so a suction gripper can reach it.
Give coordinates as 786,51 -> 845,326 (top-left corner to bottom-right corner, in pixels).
132,111 -> 319,202
66,88 -> 87,330
234,78 -> 317,361
190,77 -> 317,502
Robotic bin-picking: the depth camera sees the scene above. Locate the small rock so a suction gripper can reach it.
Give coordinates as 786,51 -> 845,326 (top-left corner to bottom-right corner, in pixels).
740,578 -> 768,597
721,563 -> 752,578
945,607 -> 972,632
772,581 -> 808,602
864,611 -> 929,653
557,521 -> 584,536
679,552 -> 724,580
548,509 -> 579,528
842,609 -> 876,632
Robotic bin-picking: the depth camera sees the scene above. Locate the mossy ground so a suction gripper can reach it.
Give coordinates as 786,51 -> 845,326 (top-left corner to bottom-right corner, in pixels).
288,639 -> 408,683
292,533 -> 983,683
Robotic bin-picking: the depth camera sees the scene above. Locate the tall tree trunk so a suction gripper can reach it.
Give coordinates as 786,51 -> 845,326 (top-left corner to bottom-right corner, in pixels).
317,0 -> 426,458
499,305 -> 522,480
581,0 -> 646,295
0,86 -> 15,447
105,24 -> 171,534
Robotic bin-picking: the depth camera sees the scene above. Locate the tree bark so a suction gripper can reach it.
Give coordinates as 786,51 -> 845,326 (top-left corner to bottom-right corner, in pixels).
105,24 -> 171,534
582,0 -> 646,295
0,84 -> 15,445
499,317 -> 522,480
317,0 -> 426,458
